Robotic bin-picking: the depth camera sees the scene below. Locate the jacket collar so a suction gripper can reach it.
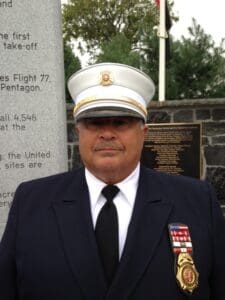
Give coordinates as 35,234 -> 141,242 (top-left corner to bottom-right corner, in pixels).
52,168 -> 108,300
106,166 -> 173,299
52,166 -> 173,300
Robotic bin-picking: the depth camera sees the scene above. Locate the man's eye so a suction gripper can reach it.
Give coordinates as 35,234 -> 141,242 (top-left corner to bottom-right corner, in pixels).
113,119 -> 129,127
81,117 -> 137,129
85,119 -> 103,127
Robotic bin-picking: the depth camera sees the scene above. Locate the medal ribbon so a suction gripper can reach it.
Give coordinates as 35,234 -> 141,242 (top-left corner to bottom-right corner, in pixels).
168,224 -> 193,254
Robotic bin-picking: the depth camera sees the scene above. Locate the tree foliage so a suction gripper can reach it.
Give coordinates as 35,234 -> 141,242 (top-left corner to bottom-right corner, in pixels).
63,0 -> 158,55
96,33 -> 141,68
64,42 -> 81,102
62,1 -> 225,100
166,19 -> 225,99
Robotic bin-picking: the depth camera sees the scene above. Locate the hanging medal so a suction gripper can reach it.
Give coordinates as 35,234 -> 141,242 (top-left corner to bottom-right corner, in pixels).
168,223 -> 199,294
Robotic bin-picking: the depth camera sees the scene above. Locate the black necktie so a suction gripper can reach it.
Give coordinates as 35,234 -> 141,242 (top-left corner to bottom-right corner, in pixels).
95,185 -> 119,284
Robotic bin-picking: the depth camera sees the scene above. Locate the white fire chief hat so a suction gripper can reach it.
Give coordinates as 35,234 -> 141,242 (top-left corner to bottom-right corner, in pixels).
68,62 -> 155,122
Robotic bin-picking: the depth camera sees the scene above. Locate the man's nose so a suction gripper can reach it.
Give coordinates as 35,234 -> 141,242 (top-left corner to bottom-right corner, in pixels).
99,124 -> 116,139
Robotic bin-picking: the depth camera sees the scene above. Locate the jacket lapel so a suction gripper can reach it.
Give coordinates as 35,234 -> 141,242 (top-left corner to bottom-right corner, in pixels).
107,167 -> 173,299
52,169 -> 107,300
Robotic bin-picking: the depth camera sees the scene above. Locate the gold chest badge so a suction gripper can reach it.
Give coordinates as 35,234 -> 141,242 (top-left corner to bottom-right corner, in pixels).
168,224 -> 199,294
176,252 -> 199,293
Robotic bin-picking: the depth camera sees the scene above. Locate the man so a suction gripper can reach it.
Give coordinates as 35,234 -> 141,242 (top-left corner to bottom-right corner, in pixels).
0,63 -> 225,300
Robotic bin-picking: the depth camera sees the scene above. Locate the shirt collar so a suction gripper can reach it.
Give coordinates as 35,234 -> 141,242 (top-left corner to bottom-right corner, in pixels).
116,164 -> 140,205
85,163 -> 140,208
85,169 -> 105,209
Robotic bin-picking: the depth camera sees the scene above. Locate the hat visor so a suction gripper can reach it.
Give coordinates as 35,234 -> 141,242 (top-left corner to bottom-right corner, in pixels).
75,107 -> 144,121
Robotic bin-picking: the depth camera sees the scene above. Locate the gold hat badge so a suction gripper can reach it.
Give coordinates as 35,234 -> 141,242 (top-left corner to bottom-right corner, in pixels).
100,71 -> 113,86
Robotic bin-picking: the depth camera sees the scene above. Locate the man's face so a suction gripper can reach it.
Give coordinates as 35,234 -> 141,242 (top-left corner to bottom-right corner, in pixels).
76,116 -> 148,184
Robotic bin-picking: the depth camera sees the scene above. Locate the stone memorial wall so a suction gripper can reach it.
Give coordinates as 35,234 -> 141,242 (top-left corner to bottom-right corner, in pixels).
0,0 -> 67,238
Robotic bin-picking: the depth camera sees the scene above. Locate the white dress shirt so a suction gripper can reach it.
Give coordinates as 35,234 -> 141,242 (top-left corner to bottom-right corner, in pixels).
85,164 -> 140,259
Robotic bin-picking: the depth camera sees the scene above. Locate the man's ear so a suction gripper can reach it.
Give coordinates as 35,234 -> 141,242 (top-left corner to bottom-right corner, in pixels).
143,124 -> 149,135
75,125 -> 79,135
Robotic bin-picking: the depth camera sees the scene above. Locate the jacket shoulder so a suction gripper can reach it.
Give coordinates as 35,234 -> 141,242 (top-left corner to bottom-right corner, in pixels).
142,165 -> 209,190
140,165 -> 214,207
13,168 -> 85,205
19,167 -> 84,188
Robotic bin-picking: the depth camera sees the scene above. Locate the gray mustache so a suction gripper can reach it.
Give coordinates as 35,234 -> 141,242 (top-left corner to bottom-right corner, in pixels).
94,142 -> 123,151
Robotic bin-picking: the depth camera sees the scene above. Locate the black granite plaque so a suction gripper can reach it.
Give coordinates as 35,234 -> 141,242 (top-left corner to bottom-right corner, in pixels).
141,123 -> 202,178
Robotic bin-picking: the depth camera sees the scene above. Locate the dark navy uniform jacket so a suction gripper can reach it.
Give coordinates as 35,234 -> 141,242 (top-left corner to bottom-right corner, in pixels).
0,166 -> 225,300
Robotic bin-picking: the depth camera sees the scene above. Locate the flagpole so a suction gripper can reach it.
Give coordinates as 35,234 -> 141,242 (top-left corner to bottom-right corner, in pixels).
158,0 -> 167,102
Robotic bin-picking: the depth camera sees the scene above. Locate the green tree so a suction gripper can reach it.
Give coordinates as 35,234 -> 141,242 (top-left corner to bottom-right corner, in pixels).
96,33 -> 141,68
166,19 -> 225,99
62,0 -> 158,57
137,29 -> 160,98
139,19 -> 225,100
64,42 -> 81,102
63,2 -> 225,100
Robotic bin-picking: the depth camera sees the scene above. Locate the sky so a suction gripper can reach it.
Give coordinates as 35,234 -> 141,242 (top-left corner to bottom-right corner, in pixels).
171,0 -> 225,45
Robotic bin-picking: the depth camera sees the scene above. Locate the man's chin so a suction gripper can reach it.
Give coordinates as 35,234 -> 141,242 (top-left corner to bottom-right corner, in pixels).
93,157 -> 121,172
97,159 -> 120,170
